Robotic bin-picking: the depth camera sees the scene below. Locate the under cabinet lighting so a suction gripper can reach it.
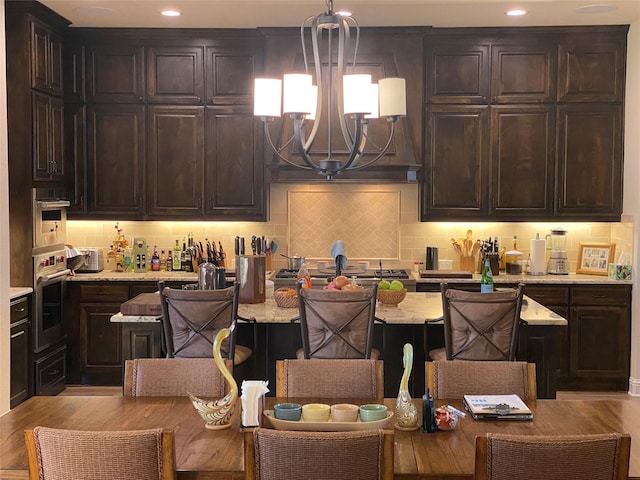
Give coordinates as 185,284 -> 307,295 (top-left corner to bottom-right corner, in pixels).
506,9 -> 527,16
161,9 -> 181,17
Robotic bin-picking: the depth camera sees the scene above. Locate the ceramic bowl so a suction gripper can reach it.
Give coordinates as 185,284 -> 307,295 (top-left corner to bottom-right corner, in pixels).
302,403 -> 331,422
359,404 -> 388,422
273,403 -> 302,421
331,403 -> 359,422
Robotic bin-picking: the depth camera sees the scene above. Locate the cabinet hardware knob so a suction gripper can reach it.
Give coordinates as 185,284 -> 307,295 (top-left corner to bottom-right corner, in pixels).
138,96 -> 143,102
10,330 -> 26,339
48,369 -> 60,375
13,307 -> 26,313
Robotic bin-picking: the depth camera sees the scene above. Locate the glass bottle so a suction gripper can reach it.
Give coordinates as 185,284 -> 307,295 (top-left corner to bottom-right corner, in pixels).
296,263 -> 312,289
480,257 -> 494,293
172,240 -> 181,271
151,245 -> 160,271
123,246 -> 133,272
167,250 -> 173,271
160,250 -> 167,271
146,246 -> 152,271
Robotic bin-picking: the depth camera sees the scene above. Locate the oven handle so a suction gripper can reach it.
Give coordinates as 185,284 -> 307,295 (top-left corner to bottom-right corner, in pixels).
38,269 -> 72,283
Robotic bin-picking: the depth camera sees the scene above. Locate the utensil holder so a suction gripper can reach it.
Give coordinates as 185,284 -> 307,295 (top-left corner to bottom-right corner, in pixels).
460,256 -> 475,273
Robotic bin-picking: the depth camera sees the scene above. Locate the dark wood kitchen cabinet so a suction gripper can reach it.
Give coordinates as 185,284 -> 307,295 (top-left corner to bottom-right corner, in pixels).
86,43 -> 145,104
422,26 -> 626,221
146,106 -> 205,216
32,92 -> 65,182
86,104 -> 145,217
205,46 -> 258,106
30,17 -> 64,98
205,105 -> 266,220
10,296 -> 32,408
146,46 -> 204,104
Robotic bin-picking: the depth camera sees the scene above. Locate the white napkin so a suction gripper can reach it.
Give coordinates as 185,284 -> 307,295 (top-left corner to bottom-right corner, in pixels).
241,380 -> 269,427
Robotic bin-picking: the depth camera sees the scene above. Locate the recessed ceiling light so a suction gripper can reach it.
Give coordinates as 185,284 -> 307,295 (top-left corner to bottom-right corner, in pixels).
161,10 -> 181,17
575,4 -> 618,14
506,9 -> 528,16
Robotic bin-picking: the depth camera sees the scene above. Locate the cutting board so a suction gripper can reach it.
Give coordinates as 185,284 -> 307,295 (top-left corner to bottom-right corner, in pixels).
120,293 -> 162,316
419,270 -> 473,279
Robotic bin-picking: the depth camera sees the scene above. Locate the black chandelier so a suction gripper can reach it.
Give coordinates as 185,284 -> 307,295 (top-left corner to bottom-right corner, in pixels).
253,0 -> 406,180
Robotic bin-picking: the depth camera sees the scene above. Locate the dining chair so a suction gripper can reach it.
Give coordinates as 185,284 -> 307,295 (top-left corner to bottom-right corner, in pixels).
276,359 -> 384,399
296,282 -> 379,359
244,428 -> 394,480
158,281 -> 252,366
474,432 -> 631,480
24,426 -> 176,480
429,282 -> 524,361
123,357 -> 231,397
426,360 -> 537,400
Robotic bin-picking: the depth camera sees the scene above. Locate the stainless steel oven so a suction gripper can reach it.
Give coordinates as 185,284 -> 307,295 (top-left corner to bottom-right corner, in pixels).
33,249 -> 70,353
32,188 -> 70,253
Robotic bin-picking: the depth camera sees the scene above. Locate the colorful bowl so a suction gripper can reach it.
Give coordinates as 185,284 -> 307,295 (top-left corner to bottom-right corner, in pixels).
302,403 -> 331,422
331,403 -> 359,422
359,404 -> 388,422
273,403 -> 302,421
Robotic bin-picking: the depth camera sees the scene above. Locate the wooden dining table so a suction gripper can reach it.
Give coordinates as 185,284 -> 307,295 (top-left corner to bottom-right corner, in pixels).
1,395 -> 639,480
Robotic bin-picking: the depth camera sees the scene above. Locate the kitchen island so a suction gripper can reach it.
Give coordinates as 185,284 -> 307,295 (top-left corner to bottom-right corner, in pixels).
110,292 -> 564,399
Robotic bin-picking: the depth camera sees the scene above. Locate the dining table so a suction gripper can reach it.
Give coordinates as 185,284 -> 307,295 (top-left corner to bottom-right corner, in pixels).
1,395 -> 639,480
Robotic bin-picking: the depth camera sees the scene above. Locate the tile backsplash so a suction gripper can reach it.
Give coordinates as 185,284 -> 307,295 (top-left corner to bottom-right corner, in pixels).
67,183 -> 634,273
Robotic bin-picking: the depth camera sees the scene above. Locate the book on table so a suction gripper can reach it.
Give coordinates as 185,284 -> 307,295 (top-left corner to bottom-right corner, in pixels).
463,394 -> 533,421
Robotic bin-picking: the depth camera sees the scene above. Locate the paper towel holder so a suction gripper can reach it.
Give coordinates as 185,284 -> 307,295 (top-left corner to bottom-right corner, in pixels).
528,233 -> 546,276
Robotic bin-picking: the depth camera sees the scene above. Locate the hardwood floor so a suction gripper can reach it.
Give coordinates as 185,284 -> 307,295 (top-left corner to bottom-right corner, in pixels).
58,385 -> 639,401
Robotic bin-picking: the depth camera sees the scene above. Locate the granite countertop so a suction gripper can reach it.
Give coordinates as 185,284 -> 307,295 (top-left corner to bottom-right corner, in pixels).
112,292 -> 566,326
413,272 -> 630,285
68,271 -> 200,282
10,287 -> 33,300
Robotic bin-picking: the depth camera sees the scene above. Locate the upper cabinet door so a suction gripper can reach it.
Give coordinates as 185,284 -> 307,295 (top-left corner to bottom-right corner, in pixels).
558,33 -> 626,103
146,106 -> 205,216
556,103 -> 622,219
490,43 -> 556,104
205,47 -> 259,105
86,44 -> 145,103
147,46 -> 204,104
30,18 -> 64,97
425,40 -> 490,104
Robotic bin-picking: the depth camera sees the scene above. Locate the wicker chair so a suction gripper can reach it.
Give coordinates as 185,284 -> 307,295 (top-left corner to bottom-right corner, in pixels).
429,283 -> 524,361
426,360 -> 537,400
24,426 -> 176,480
158,281 -> 252,366
245,428 -> 394,480
276,359 -> 384,399
123,357 -> 231,397
474,432 -> 631,480
296,282 -> 379,359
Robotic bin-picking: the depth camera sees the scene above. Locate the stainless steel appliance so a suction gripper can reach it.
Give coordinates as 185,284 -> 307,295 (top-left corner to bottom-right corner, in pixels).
33,249 -> 70,353
273,266 -> 416,291
546,228 -> 570,275
75,248 -> 104,273
32,188 -> 70,253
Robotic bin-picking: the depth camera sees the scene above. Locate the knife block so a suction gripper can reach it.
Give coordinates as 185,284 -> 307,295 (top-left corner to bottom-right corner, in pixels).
236,255 -> 266,304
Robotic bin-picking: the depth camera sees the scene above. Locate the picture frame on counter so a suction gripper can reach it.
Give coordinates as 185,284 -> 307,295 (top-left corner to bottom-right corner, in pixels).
577,242 -> 616,275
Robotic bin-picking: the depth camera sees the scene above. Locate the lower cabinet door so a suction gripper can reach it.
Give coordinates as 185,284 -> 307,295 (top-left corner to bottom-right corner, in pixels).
79,303 -> 123,385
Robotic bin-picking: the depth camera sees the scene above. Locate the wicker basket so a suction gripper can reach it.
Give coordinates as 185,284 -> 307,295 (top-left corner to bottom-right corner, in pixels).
377,288 -> 407,306
274,288 -> 299,308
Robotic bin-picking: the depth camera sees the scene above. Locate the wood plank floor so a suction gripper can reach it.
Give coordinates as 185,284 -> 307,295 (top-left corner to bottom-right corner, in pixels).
59,385 -> 639,401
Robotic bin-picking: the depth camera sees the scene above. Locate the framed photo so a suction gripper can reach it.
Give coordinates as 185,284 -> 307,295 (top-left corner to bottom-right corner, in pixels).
577,242 -> 616,275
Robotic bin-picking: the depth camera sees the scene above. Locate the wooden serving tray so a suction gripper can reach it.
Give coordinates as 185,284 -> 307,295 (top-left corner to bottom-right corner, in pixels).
419,270 -> 473,279
263,410 -> 394,432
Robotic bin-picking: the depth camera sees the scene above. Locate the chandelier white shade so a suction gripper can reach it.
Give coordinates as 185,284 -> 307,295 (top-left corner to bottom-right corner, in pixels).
253,0 -> 407,179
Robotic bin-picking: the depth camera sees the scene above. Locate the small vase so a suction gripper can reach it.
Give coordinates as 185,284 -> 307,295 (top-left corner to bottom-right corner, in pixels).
395,343 -> 419,431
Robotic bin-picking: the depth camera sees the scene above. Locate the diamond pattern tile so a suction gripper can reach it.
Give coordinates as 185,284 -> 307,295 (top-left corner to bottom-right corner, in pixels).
288,191 -> 400,259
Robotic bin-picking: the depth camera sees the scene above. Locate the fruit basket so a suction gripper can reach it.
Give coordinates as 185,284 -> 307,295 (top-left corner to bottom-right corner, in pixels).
274,288 -> 299,308
376,288 -> 407,306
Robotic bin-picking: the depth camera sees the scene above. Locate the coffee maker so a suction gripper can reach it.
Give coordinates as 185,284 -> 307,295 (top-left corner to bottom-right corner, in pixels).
546,228 -> 570,275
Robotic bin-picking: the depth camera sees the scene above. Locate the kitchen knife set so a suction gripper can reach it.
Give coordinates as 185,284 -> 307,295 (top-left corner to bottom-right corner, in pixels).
193,238 -> 226,267
235,236 -> 276,256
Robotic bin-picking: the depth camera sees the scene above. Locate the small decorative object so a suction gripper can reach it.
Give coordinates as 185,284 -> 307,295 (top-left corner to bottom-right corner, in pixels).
189,327 -> 239,430
394,343 -> 419,431
274,288 -> 298,308
377,288 -> 407,306
577,242 -> 616,275
434,405 -> 460,431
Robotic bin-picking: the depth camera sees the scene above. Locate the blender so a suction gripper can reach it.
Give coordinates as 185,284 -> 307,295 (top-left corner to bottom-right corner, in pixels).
546,228 -> 570,275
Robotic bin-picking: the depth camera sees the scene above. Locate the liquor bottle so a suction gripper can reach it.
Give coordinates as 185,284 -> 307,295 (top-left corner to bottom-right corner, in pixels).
172,240 -> 181,271
182,238 -> 192,272
296,263 -> 312,289
480,257 -> 494,293
160,250 -> 167,271
167,250 -> 173,271
146,246 -> 152,271
123,246 -> 133,272
151,246 -> 160,271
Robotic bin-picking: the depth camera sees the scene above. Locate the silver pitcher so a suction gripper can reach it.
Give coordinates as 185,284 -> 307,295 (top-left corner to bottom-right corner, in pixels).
198,262 -> 226,290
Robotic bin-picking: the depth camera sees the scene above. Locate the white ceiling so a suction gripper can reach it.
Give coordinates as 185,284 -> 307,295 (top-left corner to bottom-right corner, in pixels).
38,0 -> 640,29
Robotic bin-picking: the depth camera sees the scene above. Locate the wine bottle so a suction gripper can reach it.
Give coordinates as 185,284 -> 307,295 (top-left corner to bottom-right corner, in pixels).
172,240 -> 181,271
167,250 -> 173,272
480,257 -> 494,293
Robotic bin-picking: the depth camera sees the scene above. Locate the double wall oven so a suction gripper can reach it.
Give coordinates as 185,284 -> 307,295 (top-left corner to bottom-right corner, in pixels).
32,189 -> 70,395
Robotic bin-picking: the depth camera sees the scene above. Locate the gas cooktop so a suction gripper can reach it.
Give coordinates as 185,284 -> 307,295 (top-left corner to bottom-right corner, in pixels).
274,267 -> 410,280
